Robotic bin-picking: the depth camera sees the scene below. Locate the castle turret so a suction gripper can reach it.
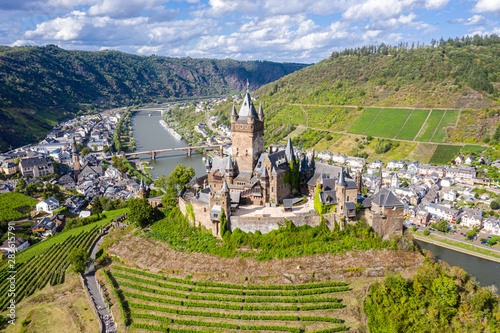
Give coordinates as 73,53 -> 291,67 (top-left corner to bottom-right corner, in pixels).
231,105 -> 238,123
225,157 -> 235,184
355,170 -> 362,195
258,103 -> 264,122
260,167 -> 269,203
72,137 -> 80,181
285,138 -> 296,163
336,168 -> 347,212
205,158 -> 211,173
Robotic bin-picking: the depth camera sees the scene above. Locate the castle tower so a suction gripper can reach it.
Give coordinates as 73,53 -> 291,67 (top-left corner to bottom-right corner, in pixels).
138,178 -> 149,199
285,138 -> 296,163
72,137 -> 80,181
258,103 -> 264,122
355,170 -> 362,195
231,91 -> 264,171
221,179 -> 231,217
260,167 -> 269,203
225,157 -> 235,185
336,168 -> 347,212
205,158 -> 211,173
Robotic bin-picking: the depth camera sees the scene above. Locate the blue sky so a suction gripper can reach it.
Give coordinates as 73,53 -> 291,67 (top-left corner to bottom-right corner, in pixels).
1,0 -> 499,63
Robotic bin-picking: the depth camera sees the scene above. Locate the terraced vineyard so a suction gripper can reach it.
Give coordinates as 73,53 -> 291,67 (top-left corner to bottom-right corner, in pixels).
0,224 -> 102,310
106,265 -> 350,333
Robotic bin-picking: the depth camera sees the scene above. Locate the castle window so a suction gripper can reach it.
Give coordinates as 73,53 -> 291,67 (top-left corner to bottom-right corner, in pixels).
272,187 -> 274,192
204,208 -> 206,212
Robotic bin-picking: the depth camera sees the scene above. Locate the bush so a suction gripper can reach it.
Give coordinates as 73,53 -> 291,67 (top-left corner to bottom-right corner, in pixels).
424,229 -> 430,236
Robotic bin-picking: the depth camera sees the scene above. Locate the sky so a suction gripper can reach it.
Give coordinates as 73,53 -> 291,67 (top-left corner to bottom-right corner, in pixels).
1,0 -> 499,64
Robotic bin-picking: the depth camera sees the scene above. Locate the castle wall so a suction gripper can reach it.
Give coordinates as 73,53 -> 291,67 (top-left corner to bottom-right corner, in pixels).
179,197 -> 213,233
229,212 -> 341,234
367,206 -> 404,240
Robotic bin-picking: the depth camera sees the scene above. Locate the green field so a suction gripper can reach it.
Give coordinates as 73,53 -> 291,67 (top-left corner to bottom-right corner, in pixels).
429,145 -> 462,164
347,108 -> 380,134
363,108 -> 412,138
415,109 -> 445,142
107,265 -> 349,332
305,106 -> 360,131
0,192 -> 38,222
395,109 -> 430,140
430,109 -> 460,143
461,145 -> 487,154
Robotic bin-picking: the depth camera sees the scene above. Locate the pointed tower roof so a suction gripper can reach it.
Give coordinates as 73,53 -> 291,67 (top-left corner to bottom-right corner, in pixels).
231,105 -> 237,117
285,137 -> 296,162
258,103 -> 264,116
205,158 -> 211,167
271,165 -> 278,174
337,169 -> 347,187
222,179 -> 229,193
239,92 -> 258,118
225,157 -> 233,170
261,167 -> 268,178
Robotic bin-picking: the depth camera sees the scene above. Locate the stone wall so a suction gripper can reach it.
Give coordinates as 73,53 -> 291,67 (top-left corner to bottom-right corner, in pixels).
229,212 -> 341,234
366,207 -> 403,241
179,197 -> 214,234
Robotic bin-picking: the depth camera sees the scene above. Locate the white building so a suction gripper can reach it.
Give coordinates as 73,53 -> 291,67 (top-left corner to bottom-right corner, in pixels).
483,217 -> 500,235
461,208 -> 483,229
36,197 -> 61,214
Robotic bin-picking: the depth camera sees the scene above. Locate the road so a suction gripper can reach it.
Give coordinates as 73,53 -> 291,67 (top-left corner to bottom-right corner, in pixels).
83,227 -> 116,333
404,221 -> 500,254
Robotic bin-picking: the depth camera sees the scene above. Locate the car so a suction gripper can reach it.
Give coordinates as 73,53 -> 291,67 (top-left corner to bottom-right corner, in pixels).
487,236 -> 493,239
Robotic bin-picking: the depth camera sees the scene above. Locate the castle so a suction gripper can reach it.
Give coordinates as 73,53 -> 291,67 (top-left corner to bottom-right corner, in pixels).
179,91 -> 403,239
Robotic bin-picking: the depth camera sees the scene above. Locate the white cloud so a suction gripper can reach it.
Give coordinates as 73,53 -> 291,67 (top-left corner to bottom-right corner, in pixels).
464,14 -> 486,25
88,0 -> 161,18
474,0 -> 500,14
424,0 -> 449,10
148,18 -> 219,44
343,0 -> 418,21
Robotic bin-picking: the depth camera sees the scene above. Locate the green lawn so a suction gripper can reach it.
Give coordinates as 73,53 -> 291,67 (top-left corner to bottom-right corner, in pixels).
363,108 -> 413,138
429,145 -> 462,165
430,109 -> 460,143
395,109 -> 430,140
0,192 -> 38,222
347,107 -> 380,134
415,109 -> 445,142
461,144 -> 487,154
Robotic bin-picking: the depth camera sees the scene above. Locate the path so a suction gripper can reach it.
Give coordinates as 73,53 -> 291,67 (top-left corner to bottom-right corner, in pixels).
285,102 -> 499,111
83,227 -> 115,333
429,109 -> 447,143
299,105 -> 309,127
413,109 -> 432,141
361,108 -> 383,135
394,108 -> 415,139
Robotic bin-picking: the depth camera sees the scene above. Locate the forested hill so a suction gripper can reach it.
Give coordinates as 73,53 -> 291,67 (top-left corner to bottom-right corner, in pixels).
0,45 -> 307,151
257,35 -> 500,109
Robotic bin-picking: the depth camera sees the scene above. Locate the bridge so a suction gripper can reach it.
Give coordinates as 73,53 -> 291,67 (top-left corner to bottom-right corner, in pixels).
130,108 -> 166,116
119,145 -> 224,160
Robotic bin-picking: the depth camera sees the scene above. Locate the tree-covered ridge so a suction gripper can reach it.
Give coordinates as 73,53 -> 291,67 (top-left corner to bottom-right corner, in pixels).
0,45 -> 307,151
257,35 -> 500,109
365,259 -> 500,333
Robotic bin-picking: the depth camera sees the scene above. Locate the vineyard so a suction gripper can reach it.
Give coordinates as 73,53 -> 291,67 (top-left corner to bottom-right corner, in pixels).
105,265 -> 350,333
0,224 -> 102,311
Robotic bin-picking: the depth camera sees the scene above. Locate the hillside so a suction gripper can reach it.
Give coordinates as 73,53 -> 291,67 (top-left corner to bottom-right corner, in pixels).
257,35 -> 500,108
0,45 -> 307,151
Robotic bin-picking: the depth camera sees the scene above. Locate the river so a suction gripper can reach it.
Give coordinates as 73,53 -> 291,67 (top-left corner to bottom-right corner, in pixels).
130,110 -> 206,179
415,240 -> 500,287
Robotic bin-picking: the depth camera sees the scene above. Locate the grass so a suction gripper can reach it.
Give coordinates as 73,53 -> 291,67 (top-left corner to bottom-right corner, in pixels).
462,145 -> 487,154
412,231 -> 500,261
363,108 -> 413,138
415,109 -> 445,142
430,110 -> 460,143
313,133 -> 343,152
0,192 -> 38,222
347,108 -> 380,134
395,109 -> 430,140
305,106 -> 361,131
15,208 -> 128,264
407,143 -> 438,164
429,145 -> 462,165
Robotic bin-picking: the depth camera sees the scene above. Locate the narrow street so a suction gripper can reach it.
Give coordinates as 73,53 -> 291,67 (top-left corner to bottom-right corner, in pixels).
83,227 -> 115,333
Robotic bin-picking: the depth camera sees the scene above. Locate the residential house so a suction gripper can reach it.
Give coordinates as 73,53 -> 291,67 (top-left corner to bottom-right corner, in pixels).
369,159 -> 384,169
31,218 -> 57,237
1,161 -> 18,175
387,159 -> 406,170
455,155 -> 465,165
0,237 -> 29,256
19,157 -> 54,177
483,217 -> 500,235
346,157 -> 365,168
426,203 -> 461,224
414,210 -> 430,227
461,208 -> 483,229
465,156 -> 475,165
332,153 -> 347,165
52,213 -> 66,232
36,197 -> 61,214
446,166 -> 476,180
317,150 -> 333,161
443,190 -> 457,202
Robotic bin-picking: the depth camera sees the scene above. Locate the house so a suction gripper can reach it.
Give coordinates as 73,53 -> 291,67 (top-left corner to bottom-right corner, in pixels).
414,210 -> 430,227
78,164 -> 104,182
52,213 -> 66,232
0,237 -> 29,256
31,218 -> 57,237
455,155 -> 465,165
440,177 -> 454,188
36,197 -> 61,214
465,156 -> 475,165
346,157 -> 365,168
332,153 -> 347,165
317,150 -> 333,161
426,203 -> 461,223
483,217 -> 500,235
58,174 -> 76,189
1,161 -> 18,175
461,208 -> 483,229
369,159 -> 384,170
407,161 -> 420,174
19,157 -> 54,177
443,190 -> 457,202
104,166 -> 122,180
387,159 -> 406,170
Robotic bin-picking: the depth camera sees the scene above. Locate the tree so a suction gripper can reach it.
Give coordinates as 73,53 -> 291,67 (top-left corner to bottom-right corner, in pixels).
490,200 -> 500,210
129,198 -> 155,227
42,190 -> 48,200
16,178 -> 26,191
412,225 -> 417,232
168,164 -> 195,189
161,186 -> 178,209
92,198 -> 103,215
68,248 -> 94,274
424,229 -> 430,236
433,220 -> 448,233
81,148 -> 91,156
154,174 -> 168,191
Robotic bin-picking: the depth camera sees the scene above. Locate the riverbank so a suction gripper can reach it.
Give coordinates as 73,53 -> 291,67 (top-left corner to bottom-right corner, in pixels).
412,232 -> 500,263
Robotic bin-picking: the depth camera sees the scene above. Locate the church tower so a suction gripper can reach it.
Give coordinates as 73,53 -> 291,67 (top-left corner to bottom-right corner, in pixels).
72,138 -> 80,181
231,90 -> 264,171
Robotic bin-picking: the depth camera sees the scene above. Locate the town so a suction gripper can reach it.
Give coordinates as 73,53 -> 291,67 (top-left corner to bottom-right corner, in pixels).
1,92 -> 500,260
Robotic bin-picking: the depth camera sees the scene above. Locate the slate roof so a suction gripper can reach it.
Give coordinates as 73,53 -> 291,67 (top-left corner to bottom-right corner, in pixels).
235,92 -> 260,123
306,163 -> 342,187
370,188 -> 404,208
320,190 -> 337,205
